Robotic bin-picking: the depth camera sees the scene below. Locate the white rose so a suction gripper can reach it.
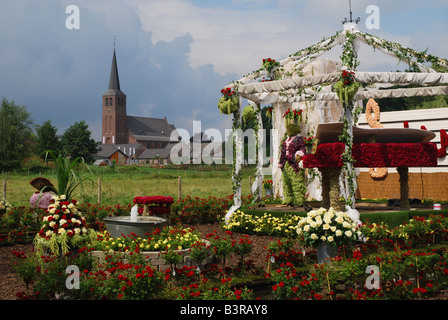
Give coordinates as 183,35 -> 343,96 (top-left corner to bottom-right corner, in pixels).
310,221 -> 317,228
45,230 -> 53,236
323,224 -> 330,230
49,221 -> 56,227
335,230 -> 342,236
335,216 -> 344,223
327,236 -> 334,243
60,195 -> 66,200
60,219 -> 67,225
74,228 -> 81,234
68,203 -> 75,209
304,225 -> 310,232
345,230 -> 353,237
58,228 -> 66,234
330,226 -> 336,232
311,233 -> 318,240
343,221 -> 351,228
320,235 -> 326,241
53,214 -> 59,220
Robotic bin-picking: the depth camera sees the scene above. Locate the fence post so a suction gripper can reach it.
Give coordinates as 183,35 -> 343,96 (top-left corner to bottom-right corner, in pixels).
98,177 -> 102,204
178,176 -> 182,200
2,179 -> 6,200
249,176 -> 252,195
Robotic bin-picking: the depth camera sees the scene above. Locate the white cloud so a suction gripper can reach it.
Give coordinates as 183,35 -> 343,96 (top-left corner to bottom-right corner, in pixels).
128,0 -> 447,77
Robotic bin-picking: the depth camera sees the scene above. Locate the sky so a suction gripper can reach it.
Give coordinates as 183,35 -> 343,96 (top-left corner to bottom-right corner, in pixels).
0,0 -> 447,142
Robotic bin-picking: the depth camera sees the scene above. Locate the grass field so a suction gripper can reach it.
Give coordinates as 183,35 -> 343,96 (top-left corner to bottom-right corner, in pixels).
2,165 -> 260,207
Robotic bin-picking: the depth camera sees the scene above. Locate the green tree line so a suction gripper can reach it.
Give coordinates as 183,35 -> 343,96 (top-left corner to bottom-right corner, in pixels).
0,98 -> 98,172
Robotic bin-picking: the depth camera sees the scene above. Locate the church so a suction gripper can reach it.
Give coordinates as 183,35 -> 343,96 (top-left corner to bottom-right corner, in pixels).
95,48 -> 180,165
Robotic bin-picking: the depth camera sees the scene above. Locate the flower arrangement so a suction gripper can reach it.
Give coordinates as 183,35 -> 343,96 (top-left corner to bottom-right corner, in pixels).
296,207 -> 361,247
0,198 -> 11,217
262,58 -> 280,75
262,180 -> 273,190
133,196 -> 174,216
283,108 -> 303,137
34,195 -> 96,257
283,108 -> 303,122
333,70 -> 360,106
218,87 -> 239,115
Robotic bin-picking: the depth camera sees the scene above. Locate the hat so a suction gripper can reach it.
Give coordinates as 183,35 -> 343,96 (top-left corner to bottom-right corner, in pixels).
30,177 -> 56,192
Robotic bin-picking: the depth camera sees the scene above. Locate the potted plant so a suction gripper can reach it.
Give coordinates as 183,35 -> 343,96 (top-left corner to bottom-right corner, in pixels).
296,207 -> 362,263
218,87 -> 239,115
263,180 -> 273,197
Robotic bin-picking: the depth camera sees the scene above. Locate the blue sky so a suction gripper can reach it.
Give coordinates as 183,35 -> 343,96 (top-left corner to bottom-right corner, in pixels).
0,0 -> 447,142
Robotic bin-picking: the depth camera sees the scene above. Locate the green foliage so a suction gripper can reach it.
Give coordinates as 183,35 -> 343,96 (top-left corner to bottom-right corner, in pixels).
43,150 -> 91,201
0,98 -> 35,171
60,120 -> 98,164
34,120 -> 61,159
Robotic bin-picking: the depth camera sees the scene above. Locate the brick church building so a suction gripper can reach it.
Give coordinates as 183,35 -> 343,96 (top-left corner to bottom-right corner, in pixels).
95,48 -> 180,165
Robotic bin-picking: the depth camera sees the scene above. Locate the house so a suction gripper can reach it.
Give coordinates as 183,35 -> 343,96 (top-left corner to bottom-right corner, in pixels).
94,144 -> 129,165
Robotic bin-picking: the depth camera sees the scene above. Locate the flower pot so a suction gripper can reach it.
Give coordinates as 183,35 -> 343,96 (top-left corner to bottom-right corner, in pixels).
316,243 -> 338,264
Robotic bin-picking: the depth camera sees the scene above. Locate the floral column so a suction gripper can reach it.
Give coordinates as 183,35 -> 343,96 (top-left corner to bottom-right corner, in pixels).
335,27 -> 361,210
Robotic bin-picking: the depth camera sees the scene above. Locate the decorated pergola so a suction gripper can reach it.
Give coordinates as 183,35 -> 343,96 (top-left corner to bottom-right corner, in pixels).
221,22 -> 448,222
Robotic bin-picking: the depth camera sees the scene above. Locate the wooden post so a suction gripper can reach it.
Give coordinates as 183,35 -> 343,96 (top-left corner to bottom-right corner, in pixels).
2,179 -> 6,200
178,176 -> 182,200
98,177 -> 102,204
249,176 -> 252,195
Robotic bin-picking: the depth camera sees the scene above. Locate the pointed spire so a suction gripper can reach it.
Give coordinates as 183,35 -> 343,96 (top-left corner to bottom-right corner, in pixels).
108,49 -> 121,91
103,42 -> 125,96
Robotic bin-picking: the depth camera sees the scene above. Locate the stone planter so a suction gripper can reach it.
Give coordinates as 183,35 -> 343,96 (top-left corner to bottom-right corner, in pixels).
316,243 -> 338,264
90,242 -> 212,271
103,216 -> 167,239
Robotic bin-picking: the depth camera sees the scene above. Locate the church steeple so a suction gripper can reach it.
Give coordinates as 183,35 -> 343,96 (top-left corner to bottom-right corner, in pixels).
104,48 -> 125,96
102,45 -> 128,145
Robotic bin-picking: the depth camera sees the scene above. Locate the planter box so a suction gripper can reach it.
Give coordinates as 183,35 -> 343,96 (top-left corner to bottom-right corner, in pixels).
90,242 -> 212,271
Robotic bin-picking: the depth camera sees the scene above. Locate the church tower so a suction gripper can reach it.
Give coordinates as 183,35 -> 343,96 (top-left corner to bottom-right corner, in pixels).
102,48 -> 128,145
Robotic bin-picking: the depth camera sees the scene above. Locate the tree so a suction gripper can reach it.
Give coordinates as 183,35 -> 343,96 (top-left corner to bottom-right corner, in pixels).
61,120 -> 98,163
0,98 -> 34,171
34,120 -> 61,159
